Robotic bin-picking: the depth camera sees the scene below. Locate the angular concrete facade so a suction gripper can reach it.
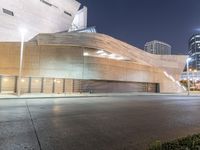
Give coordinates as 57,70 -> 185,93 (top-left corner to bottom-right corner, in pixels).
0,0 -> 81,41
0,32 -> 187,94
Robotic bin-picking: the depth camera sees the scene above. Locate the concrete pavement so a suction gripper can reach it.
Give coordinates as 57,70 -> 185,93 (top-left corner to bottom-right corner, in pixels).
1,96 -> 200,150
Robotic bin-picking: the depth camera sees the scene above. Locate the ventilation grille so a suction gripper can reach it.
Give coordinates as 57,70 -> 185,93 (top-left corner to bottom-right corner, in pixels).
2,8 -> 14,16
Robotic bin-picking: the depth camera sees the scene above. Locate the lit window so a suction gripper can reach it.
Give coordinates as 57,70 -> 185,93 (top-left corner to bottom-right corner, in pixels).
84,52 -> 89,56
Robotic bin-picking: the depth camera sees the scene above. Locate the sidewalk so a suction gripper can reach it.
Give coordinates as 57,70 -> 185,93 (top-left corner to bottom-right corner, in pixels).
0,92 -> 199,99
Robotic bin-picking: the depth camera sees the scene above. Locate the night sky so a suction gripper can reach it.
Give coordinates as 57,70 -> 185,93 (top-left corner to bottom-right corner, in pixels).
78,0 -> 200,55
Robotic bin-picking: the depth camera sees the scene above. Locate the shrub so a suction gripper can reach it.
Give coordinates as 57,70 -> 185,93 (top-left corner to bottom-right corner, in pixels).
149,134 -> 200,150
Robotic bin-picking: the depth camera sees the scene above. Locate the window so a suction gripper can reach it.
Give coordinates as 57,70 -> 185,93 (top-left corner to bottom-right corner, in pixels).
40,0 -> 52,7
64,11 -> 72,16
2,8 -> 14,16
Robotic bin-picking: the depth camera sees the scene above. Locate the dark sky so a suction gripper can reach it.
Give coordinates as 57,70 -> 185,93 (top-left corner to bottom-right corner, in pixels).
78,0 -> 200,55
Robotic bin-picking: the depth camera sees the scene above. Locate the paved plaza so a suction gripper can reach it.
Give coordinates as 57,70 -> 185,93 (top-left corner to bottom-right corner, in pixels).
1,95 -> 200,150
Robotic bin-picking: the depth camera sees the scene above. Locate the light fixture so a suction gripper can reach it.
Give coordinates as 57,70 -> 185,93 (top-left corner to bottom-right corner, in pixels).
176,81 -> 181,87
186,57 -> 192,63
186,57 -> 191,96
116,57 -> 124,60
84,52 -> 89,56
163,71 -> 169,77
3,78 -> 8,82
109,54 -> 116,59
96,50 -> 104,54
169,76 -> 175,82
100,53 -> 107,56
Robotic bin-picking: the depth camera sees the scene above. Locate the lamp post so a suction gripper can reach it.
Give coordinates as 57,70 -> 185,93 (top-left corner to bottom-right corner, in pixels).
193,69 -> 197,90
186,57 -> 191,96
17,28 -> 27,96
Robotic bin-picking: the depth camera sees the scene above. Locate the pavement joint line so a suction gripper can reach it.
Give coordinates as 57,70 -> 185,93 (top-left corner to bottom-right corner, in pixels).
25,100 -> 42,150
0,118 -> 31,124
25,111 -> 115,122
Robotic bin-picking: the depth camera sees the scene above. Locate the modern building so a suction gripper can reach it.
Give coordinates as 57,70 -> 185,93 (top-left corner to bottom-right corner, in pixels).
0,0 -> 87,41
188,34 -> 200,70
144,40 -> 172,55
180,69 -> 200,90
72,26 -> 97,33
0,32 -> 187,94
179,34 -> 200,90
0,1 -> 187,94
69,6 -> 88,32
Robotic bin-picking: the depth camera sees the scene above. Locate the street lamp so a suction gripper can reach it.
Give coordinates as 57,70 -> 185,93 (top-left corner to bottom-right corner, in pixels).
193,69 -> 197,89
17,28 -> 27,96
186,57 -> 191,96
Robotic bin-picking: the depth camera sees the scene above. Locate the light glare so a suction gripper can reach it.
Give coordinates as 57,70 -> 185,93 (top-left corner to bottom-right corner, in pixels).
19,28 -> 28,36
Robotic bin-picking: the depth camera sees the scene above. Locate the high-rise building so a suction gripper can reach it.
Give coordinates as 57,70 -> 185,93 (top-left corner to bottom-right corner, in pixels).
144,40 -> 171,55
189,34 -> 200,70
180,34 -> 200,90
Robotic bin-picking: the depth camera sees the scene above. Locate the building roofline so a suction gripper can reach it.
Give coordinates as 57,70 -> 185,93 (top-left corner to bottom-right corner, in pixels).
145,40 -> 171,48
189,33 -> 200,41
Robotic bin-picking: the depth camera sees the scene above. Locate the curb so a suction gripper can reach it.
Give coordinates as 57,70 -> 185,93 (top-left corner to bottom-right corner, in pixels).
0,93 -> 199,100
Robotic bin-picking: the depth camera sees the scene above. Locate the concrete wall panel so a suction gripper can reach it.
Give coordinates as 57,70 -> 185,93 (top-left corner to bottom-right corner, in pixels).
0,32 -> 187,93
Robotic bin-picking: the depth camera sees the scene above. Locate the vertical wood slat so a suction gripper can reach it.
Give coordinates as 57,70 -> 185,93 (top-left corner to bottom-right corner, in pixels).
52,78 -> 55,93
73,80 -> 157,93
41,78 -> 44,93
0,75 -> 2,93
63,79 -> 66,93
28,77 -> 32,93
14,76 -> 18,93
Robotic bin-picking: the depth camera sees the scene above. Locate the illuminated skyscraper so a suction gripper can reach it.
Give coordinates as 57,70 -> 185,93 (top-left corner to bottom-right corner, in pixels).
189,34 -> 200,70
